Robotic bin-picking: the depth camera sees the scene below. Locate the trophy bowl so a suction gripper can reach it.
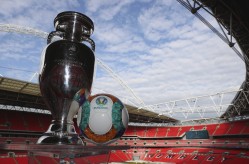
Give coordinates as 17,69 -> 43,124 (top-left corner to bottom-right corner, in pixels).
37,11 -> 95,144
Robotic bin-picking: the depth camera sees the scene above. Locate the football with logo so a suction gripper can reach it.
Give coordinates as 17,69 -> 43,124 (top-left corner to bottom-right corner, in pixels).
77,93 -> 129,144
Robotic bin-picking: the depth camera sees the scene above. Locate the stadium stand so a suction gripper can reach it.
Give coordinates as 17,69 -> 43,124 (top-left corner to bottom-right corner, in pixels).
2,109 -> 249,140
3,110 -> 249,140
15,157 -> 28,164
0,110 -> 249,163
241,122 -> 249,134
0,146 -> 248,163
108,148 -> 247,163
24,112 -> 44,132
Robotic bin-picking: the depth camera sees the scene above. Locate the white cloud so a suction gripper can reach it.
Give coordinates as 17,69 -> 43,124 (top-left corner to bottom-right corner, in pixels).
85,0 -> 138,22
0,0 -> 34,16
0,0 -> 80,31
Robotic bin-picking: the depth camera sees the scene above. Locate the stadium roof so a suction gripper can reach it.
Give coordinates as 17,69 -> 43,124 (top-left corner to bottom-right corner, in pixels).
0,77 -> 177,123
192,0 -> 249,118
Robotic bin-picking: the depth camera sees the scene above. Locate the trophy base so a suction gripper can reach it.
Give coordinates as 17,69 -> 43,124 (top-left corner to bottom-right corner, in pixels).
37,121 -> 82,145
37,135 -> 83,145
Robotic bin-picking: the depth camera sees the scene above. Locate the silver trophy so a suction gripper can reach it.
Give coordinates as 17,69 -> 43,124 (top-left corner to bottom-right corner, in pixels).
37,11 -> 95,144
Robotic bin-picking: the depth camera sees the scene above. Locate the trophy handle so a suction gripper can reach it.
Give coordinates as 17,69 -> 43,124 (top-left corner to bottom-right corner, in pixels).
47,31 -> 95,52
47,31 -> 64,44
82,36 -> 95,52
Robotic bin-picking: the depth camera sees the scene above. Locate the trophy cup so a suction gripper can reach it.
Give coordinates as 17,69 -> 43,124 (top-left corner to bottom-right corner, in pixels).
37,11 -> 95,144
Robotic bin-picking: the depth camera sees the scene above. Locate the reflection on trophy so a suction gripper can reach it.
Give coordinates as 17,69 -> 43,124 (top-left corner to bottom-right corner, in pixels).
37,11 -> 95,144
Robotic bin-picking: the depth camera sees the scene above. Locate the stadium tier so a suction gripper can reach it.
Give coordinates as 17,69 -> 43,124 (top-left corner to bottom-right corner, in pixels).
0,110 -> 249,163
1,110 -> 249,137
1,147 -> 249,163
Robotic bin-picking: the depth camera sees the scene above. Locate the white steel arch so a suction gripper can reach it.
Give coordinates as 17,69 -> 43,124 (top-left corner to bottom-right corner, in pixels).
96,58 -> 146,107
142,89 -> 242,120
0,24 -> 48,39
0,24 -> 145,107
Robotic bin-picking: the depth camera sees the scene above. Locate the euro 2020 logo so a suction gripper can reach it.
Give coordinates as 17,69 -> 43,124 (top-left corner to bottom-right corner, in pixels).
96,97 -> 108,106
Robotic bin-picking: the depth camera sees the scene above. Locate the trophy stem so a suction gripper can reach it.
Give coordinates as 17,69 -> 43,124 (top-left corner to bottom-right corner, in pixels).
37,120 -> 82,145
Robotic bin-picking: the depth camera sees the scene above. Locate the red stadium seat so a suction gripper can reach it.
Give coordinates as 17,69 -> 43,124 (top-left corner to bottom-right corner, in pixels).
124,126 -> 136,136
6,110 -> 26,131
0,110 -> 9,130
156,127 -> 167,137
134,126 -> 146,138
212,123 -> 230,136
145,127 -> 157,138
15,157 -> 28,164
0,158 -> 16,164
24,112 -> 43,132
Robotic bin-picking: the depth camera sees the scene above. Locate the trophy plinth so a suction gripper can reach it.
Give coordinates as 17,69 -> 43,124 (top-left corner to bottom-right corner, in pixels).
37,11 -> 95,145
37,120 -> 81,144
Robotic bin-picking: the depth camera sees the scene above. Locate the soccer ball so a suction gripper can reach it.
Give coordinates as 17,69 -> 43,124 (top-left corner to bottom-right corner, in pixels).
77,93 -> 129,144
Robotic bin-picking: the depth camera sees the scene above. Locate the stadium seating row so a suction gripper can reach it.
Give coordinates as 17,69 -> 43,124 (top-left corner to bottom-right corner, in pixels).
1,110 -> 249,138
0,110 -> 51,132
109,138 -> 249,149
1,136 -> 248,150
1,147 -> 248,164
124,120 -> 249,138
108,147 -> 249,163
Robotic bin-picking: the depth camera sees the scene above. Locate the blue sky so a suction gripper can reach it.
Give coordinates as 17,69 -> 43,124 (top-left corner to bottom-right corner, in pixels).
0,0 -> 245,120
